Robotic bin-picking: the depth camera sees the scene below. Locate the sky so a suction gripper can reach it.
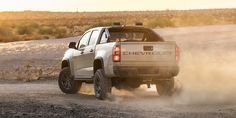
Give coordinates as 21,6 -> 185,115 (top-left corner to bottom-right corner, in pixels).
0,0 -> 235,12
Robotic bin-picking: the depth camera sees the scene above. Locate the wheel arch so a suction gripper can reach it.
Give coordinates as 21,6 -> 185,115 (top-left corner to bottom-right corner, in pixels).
93,58 -> 104,74
61,60 -> 70,69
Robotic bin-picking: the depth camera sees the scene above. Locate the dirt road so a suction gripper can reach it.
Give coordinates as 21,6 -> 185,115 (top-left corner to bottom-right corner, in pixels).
1,79 -> 236,118
0,25 -> 236,117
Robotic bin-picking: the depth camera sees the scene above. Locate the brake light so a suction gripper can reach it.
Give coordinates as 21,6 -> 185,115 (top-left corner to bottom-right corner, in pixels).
176,46 -> 180,63
113,45 -> 121,62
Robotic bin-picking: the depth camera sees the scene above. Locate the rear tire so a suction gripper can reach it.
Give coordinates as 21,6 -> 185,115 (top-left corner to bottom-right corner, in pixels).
58,67 -> 82,94
93,69 -> 112,100
155,79 -> 174,96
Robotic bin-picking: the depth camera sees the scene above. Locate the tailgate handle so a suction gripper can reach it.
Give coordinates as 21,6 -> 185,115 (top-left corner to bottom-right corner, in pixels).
143,46 -> 153,51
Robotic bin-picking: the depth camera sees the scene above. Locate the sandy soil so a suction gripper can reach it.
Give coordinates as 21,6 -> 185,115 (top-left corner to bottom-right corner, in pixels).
0,25 -> 236,117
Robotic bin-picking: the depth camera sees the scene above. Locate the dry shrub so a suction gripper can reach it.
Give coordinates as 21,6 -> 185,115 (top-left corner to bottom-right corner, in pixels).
16,25 -> 33,35
0,9 -> 235,42
0,26 -> 15,42
90,22 -> 112,28
145,17 -> 175,28
28,22 -> 39,29
15,64 -> 43,82
0,26 -> 12,36
38,26 -> 54,35
54,27 -> 68,38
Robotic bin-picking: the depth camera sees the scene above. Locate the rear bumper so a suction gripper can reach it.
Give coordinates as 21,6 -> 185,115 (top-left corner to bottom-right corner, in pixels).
113,66 -> 179,78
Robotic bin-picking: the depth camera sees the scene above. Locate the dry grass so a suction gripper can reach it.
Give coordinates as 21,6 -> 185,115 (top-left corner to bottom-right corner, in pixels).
0,9 -> 235,42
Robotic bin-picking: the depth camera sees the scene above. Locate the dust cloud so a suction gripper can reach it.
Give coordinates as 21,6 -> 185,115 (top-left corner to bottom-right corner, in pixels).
109,25 -> 236,105
175,51 -> 236,104
106,50 -> 236,106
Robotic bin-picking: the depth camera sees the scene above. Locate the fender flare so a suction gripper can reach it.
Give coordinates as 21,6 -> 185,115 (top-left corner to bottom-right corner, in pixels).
61,60 -> 70,69
61,59 -> 75,76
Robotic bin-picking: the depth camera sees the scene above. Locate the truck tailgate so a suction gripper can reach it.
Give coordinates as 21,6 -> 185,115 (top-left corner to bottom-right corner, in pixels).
120,42 -> 176,63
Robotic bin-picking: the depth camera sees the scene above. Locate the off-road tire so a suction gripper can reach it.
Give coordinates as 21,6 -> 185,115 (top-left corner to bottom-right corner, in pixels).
58,67 -> 82,94
155,79 -> 174,96
93,69 -> 112,100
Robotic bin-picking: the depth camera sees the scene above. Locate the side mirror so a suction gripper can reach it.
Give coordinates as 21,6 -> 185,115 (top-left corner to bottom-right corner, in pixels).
68,42 -> 76,49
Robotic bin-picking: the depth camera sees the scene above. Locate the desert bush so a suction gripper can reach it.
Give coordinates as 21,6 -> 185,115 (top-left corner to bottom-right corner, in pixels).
0,9 -> 235,42
0,26 -> 12,36
38,26 -> 54,35
90,22 -> 112,28
54,27 -> 68,38
16,25 -> 33,35
42,35 -> 50,39
28,22 -> 39,29
0,26 -> 17,42
0,36 -> 20,42
145,17 -> 175,28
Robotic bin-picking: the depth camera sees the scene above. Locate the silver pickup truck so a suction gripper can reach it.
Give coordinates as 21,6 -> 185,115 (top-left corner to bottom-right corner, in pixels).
59,23 -> 180,100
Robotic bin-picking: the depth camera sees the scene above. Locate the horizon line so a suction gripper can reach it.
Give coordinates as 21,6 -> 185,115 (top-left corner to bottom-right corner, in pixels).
0,7 -> 235,13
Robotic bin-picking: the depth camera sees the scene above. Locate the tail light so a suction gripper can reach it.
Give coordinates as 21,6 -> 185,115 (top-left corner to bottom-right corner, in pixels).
113,45 -> 121,62
175,46 -> 180,63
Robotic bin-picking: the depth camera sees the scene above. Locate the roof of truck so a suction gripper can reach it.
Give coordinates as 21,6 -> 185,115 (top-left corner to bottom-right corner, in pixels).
89,25 -> 150,31
83,25 -> 164,42
108,25 -> 149,29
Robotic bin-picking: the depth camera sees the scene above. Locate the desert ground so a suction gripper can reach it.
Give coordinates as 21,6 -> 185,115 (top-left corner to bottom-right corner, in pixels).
0,25 -> 236,117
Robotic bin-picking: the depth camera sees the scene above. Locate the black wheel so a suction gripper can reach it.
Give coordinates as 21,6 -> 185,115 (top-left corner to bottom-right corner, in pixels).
155,79 -> 174,96
58,67 -> 82,94
93,69 -> 112,100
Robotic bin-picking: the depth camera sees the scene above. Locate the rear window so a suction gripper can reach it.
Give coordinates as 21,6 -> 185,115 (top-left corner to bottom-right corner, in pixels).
108,28 -> 163,42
